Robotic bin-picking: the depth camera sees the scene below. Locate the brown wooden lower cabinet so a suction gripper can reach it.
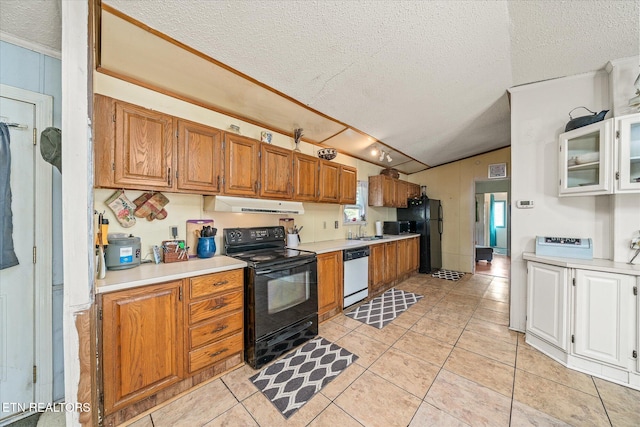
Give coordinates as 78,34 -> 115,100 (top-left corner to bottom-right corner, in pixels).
101,280 -> 184,415
99,269 -> 244,425
383,241 -> 398,287
369,243 -> 386,295
317,251 -> 343,322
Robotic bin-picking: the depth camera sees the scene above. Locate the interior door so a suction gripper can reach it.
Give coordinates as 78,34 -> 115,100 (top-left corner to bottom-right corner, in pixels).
0,96 -> 36,419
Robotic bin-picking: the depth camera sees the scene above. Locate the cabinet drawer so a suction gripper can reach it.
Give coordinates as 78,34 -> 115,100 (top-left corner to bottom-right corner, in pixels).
188,332 -> 243,373
188,291 -> 243,324
189,269 -> 243,300
189,311 -> 243,349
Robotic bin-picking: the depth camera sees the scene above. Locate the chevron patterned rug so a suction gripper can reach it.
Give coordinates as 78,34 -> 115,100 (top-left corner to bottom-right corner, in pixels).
344,288 -> 424,329
250,337 -> 357,419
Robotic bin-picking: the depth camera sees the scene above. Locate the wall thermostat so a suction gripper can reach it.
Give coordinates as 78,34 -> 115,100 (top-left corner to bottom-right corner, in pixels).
516,200 -> 534,209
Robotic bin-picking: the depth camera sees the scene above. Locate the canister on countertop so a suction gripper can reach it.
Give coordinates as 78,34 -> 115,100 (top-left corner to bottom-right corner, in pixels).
105,234 -> 141,270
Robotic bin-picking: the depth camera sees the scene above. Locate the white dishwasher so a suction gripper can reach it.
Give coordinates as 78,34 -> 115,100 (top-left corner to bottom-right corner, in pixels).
343,246 -> 369,308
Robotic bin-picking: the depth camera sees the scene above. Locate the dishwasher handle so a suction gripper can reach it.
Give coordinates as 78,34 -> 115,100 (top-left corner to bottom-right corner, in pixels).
343,246 -> 370,261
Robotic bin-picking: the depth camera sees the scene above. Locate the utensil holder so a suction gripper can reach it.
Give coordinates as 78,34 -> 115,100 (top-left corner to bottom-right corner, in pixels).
197,237 -> 216,258
287,234 -> 299,248
162,240 -> 188,263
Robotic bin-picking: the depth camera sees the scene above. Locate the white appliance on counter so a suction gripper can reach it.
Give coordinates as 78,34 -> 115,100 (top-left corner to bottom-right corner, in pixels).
343,246 -> 369,307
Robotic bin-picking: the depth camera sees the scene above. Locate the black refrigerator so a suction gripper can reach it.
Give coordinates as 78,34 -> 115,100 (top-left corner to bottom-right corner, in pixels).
397,196 -> 442,273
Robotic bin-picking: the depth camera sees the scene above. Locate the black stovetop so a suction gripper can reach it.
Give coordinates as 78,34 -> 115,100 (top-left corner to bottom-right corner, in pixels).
223,226 -> 315,268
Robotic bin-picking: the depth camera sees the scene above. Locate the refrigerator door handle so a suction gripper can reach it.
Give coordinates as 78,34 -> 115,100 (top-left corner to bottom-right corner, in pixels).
438,205 -> 443,234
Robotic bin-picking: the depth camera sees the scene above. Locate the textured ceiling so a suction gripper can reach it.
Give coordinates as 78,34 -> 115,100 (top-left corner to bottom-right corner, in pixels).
2,0 -> 639,169
0,0 -> 61,53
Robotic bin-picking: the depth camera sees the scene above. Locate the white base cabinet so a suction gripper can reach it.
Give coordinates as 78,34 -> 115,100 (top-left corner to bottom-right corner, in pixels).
527,262 -> 569,351
524,254 -> 640,391
573,269 -> 635,369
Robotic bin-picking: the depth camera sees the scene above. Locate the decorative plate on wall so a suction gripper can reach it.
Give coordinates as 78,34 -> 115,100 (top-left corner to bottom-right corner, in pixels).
317,148 -> 337,160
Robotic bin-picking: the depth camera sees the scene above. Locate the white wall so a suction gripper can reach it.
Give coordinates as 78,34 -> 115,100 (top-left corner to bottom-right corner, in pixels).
0,40 -> 65,401
93,74 -> 398,256
509,70 -> 612,332
409,147 -> 511,273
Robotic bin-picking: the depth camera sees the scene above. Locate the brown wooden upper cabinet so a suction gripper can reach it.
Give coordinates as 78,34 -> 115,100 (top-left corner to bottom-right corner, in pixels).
368,175 -> 417,207
339,165 -> 358,204
368,175 -> 396,207
177,119 -> 223,194
260,143 -> 293,199
95,95 -> 224,195
318,161 -> 340,203
94,95 -> 175,190
293,153 -> 319,201
395,179 -> 408,208
407,182 -> 421,199
224,133 -> 261,197
94,95 -> 357,203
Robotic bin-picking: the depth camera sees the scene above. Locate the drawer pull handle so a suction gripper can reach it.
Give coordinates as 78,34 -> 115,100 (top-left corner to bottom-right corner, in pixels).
210,348 -> 228,358
210,303 -> 227,311
213,280 -> 229,287
212,325 -> 228,333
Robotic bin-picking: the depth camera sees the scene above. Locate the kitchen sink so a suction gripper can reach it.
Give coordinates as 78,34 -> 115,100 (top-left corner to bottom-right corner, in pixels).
355,236 -> 385,241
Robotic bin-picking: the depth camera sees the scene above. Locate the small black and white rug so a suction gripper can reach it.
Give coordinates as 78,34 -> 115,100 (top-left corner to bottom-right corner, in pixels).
432,269 -> 465,281
344,288 -> 423,329
250,337 -> 357,419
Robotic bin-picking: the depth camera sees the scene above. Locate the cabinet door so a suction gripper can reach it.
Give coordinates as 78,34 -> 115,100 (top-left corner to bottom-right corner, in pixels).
339,165 -> 357,204
407,182 -> 421,199
396,239 -> 409,278
293,153 -> 319,201
573,270 -> 635,369
102,281 -> 184,414
317,251 -> 343,318
318,161 -> 340,203
383,242 -> 397,285
224,133 -> 260,196
395,180 -> 408,208
409,237 -> 419,271
368,175 -> 396,207
260,143 -> 293,199
558,119 -> 612,196
114,101 -> 174,189
94,94 -> 116,187
526,262 -> 569,350
616,113 -> 640,193
368,244 -> 385,295
177,120 -> 223,194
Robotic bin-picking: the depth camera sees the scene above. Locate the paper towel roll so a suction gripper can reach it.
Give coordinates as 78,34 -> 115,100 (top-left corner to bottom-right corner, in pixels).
375,221 -> 383,236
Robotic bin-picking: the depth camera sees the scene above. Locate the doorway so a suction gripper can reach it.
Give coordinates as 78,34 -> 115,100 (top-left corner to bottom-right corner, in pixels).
474,179 -> 510,278
0,84 -> 53,425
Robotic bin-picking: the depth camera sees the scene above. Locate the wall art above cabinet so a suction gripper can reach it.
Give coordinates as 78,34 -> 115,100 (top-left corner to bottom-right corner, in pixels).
558,112 -> 640,196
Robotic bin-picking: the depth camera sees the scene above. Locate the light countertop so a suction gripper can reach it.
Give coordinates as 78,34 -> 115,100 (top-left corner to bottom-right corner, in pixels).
96,255 -> 247,293
294,233 -> 420,254
523,252 -> 640,276
96,234 -> 421,293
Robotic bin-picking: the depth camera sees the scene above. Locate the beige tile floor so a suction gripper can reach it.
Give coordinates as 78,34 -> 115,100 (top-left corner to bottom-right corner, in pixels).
125,273 -> 640,427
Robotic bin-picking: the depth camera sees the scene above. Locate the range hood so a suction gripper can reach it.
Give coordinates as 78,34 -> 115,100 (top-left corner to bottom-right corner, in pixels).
204,195 -> 304,215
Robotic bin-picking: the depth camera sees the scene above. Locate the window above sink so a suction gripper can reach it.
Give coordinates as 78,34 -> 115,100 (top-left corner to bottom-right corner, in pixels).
343,180 -> 367,225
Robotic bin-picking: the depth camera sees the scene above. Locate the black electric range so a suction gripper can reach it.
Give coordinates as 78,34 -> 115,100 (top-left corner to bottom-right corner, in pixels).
223,226 -> 318,369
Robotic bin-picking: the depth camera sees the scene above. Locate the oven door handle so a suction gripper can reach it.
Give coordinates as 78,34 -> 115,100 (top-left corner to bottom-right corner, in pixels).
254,257 -> 315,275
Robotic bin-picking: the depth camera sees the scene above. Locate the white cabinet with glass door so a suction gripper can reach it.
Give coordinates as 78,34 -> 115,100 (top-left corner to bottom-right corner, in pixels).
558,119 -> 613,196
615,113 -> 640,193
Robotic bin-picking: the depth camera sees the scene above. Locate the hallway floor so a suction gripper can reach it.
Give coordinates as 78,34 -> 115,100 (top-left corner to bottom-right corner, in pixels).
476,254 -> 510,279
124,273 -> 640,427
